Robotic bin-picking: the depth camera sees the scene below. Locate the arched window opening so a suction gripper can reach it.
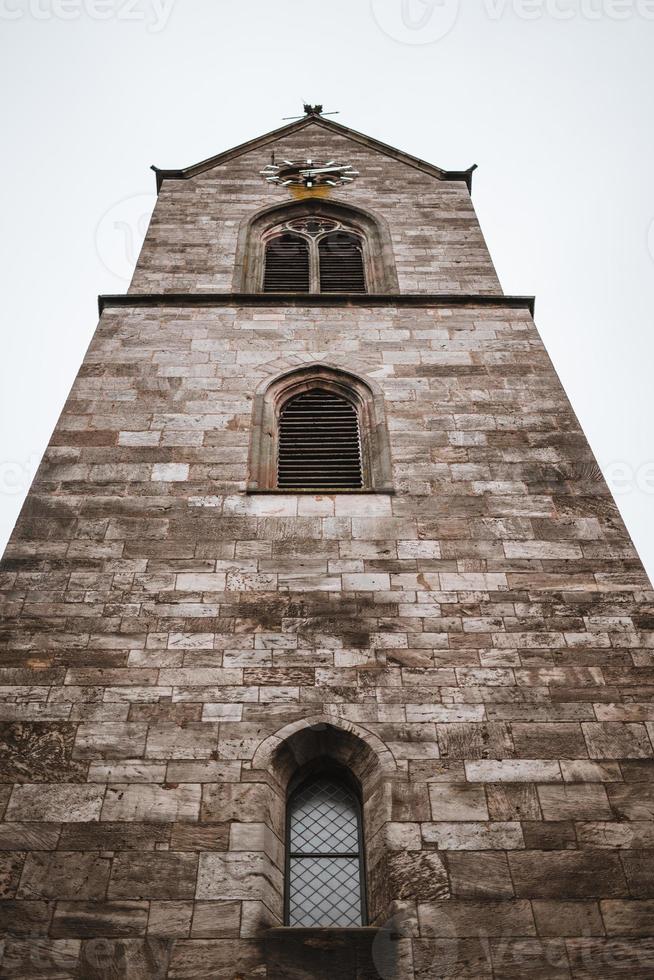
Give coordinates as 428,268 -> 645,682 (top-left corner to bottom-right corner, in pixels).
237,198 -> 398,294
319,232 -> 366,293
286,775 -> 366,928
248,364 -> 394,494
263,232 -> 310,293
261,218 -> 367,294
277,388 -> 363,492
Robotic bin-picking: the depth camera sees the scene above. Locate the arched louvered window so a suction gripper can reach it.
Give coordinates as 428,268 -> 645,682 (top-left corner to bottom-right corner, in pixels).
277,388 -> 363,491
263,232 -> 310,293
319,232 -> 366,293
286,776 -> 366,928
260,218 -> 367,293
248,365 -> 394,493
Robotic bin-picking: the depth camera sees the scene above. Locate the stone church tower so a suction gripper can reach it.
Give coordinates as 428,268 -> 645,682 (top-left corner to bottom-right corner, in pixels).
1,107 -> 653,979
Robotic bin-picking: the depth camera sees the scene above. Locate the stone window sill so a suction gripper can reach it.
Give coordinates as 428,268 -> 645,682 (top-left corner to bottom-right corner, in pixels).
264,927 -> 391,980
246,488 -> 395,495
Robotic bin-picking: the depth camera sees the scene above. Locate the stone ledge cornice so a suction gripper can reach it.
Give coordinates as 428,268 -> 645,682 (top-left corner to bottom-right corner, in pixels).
98,293 -> 536,316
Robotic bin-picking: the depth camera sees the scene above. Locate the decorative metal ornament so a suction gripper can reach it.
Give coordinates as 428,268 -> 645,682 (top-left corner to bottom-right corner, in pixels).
260,159 -> 360,189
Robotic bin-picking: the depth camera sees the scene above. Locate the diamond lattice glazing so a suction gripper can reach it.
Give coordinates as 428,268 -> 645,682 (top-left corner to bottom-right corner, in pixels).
288,778 -> 363,927
289,857 -> 362,927
290,779 -> 359,854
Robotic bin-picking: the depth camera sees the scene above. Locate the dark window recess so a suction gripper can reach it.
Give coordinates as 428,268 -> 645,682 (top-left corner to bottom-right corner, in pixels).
287,778 -> 365,928
319,232 -> 366,293
277,389 -> 363,491
263,233 -> 310,292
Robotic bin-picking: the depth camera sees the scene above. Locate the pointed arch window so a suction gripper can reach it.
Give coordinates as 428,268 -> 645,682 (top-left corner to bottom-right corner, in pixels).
262,218 -> 367,294
237,199 -> 398,293
286,775 -> 366,928
248,365 -> 394,494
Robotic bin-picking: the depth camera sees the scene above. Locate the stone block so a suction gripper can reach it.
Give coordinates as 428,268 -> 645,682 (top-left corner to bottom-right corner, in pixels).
0,900 -> 53,937
76,938 -> 173,980
486,784 -> 541,821
537,784 -> 613,821
565,938 -> 654,979
73,723 -> 148,760
51,901 -> 149,938
190,901 -> 241,938
6,784 -> 105,822
152,463 -> 189,482
607,782 -> 654,820
148,902 -> 194,938
108,853 -> 198,900
429,783 -> 489,821
412,937 -> 492,979
418,899 -> 536,937
512,723 -> 588,759
488,938 -> 571,979
621,851 -> 654,897
509,851 -> 628,898
582,724 -> 653,760
196,852 -> 282,910
445,852 -> 515,899
465,761 -> 562,783
422,822 -> 524,850
600,900 -> 654,937
101,784 -> 201,822
0,939 -> 81,978
18,852 -> 110,900
201,781 -> 279,829
145,723 -> 221,760
0,722 -> 86,782
167,939 -> 266,979
170,823 -> 230,852
437,723 -> 513,760
0,852 -> 25,898
531,900 -> 604,937
0,823 -> 60,851
59,821 -> 170,851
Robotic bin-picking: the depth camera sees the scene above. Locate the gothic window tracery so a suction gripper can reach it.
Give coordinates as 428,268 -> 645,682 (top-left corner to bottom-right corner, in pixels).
262,219 -> 367,294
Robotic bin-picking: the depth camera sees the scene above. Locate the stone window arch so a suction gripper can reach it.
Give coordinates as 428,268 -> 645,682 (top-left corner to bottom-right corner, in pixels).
251,717 -> 397,928
235,198 -> 399,293
247,364 -> 394,493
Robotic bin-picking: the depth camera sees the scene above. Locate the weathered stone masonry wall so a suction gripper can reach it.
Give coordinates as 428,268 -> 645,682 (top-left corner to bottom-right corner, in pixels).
129,123 -> 501,296
1,300 -> 654,978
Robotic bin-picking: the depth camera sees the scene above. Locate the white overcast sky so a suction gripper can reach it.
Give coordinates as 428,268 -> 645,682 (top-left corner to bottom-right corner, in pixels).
1,0 -> 654,579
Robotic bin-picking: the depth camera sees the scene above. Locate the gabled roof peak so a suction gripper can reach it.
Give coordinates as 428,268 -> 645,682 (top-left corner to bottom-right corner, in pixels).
151,113 -> 477,193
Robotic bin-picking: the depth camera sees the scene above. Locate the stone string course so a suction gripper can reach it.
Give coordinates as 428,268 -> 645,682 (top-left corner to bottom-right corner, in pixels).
1,123 -> 653,978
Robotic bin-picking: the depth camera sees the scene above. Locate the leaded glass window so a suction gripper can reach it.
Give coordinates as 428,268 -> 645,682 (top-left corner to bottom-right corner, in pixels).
286,776 -> 366,927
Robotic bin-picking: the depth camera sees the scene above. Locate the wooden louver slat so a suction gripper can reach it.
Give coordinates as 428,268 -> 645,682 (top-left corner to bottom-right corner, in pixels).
277,390 -> 364,491
264,233 -> 310,293
319,232 -> 366,293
